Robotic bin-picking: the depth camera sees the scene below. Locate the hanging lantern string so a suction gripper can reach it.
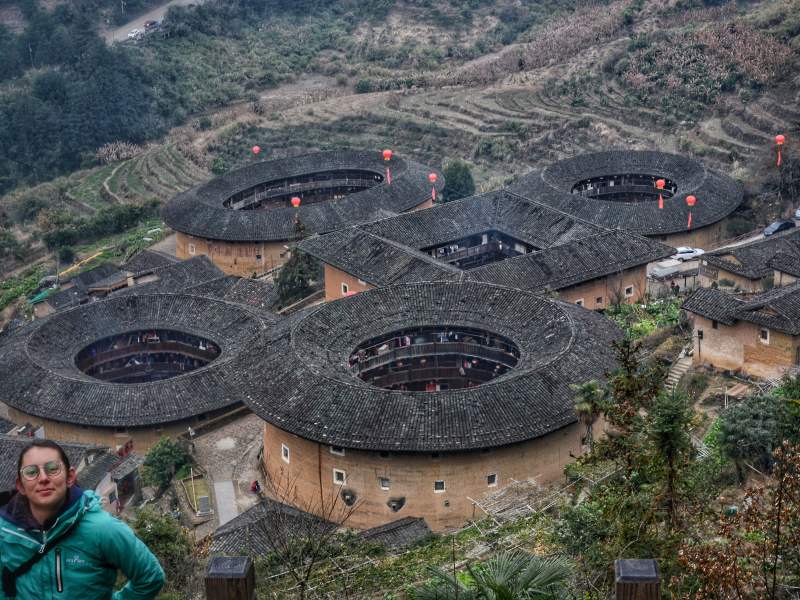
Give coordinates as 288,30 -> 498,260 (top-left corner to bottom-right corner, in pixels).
429,172 -> 438,201
656,178 -> 665,210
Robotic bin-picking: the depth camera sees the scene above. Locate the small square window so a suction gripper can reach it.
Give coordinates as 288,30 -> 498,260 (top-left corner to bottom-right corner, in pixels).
341,283 -> 349,296
575,299 -> 584,307
256,254 -> 262,261
760,328 -> 770,344
379,477 -> 391,490
596,296 -> 603,305
434,480 -> 446,493
281,444 -> 290,463
624,286 -> 634,297
712,320 -> 718,329
330,446 -> 345,456
333,469 -> 347,485
487,473 -> 497,487
188,243 -> 196,255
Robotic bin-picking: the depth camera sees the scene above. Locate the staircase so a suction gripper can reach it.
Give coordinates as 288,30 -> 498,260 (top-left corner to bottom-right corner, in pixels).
665,354 -> 693,393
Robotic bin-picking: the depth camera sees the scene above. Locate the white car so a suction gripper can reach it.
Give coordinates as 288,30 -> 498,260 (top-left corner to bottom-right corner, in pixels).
127,28 -> 143,40
795,207 -> 800,220
670,247 -> 705,262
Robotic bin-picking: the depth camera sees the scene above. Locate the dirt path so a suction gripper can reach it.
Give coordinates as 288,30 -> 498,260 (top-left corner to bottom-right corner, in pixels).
102,0 -> 206,44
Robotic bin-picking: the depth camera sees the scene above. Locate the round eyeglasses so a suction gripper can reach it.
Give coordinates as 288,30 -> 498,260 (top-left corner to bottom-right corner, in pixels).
19,460 -> 64,481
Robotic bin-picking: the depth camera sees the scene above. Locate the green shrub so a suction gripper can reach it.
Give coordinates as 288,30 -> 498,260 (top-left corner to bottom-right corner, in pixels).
141,438 -> 191,490
355,78 -> 374,93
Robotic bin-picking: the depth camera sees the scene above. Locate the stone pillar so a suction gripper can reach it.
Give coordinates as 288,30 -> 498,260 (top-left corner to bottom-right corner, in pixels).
205,556 -> 255,600
615,559 -> 660,600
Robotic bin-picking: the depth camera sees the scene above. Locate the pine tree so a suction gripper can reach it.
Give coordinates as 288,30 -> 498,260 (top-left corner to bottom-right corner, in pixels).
442,159 -> 476,203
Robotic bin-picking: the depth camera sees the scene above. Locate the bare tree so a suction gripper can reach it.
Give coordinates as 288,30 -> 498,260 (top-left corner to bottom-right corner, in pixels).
253,463 -> 363,599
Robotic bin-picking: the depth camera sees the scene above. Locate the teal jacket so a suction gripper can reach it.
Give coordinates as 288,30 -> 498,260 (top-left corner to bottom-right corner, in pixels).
0,488 -> 165,600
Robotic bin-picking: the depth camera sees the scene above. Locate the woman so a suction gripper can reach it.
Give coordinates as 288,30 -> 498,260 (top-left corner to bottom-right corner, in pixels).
0,439 -> 165,599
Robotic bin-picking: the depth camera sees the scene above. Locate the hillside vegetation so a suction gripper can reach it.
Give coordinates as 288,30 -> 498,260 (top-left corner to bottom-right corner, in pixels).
1,0 -> 799,290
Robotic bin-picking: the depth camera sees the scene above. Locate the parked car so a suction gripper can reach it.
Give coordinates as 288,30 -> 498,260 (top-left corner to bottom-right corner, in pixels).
794,207 -> 800,220
763,220 -> 796,236
670,247 -> 705,262
127,28 -> 143,40
144,20 -> 160,31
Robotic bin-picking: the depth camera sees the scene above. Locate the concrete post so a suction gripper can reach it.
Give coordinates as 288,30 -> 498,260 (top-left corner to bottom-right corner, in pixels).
615,559 -> 660,600
205,556 -> 255,600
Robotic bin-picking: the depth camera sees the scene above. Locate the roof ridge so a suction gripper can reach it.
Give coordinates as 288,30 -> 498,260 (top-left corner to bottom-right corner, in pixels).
503,189 -> 610,232
361,230 -> 462,274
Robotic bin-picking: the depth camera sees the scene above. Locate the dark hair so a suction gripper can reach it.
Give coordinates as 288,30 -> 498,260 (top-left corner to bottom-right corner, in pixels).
16,440 -> 71,477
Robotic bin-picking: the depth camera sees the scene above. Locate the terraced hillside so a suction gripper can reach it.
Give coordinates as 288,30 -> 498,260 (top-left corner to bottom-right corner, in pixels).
2,0 -> 799,287
0,143 -> 209,277
205,0 -> 799,210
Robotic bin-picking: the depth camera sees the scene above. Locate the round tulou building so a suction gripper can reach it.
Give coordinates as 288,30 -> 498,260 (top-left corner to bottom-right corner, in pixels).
0,293 -> 273,452
509,150 -> 743,248
162,150 -> 442,276
238,281 -> 621,531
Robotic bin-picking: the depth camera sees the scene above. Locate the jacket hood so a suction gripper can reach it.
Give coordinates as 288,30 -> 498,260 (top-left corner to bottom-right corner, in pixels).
0,486 -> 86,531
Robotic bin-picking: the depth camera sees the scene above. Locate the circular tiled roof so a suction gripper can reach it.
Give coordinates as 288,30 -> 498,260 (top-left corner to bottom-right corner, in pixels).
0,294 -> 273,427
162,149 -> 443,242
509,151 -> 742,236
238,281 -> 621,452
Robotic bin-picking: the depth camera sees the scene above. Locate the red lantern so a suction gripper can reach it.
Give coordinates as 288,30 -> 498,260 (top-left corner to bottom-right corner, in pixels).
776,134 -> 785,167
290,196 -> 301,208
251,145 -> 261,156
383,150 -> 394,185
686,195 -> 697,230
656,178 -> 665,210
428,172 -> 438,201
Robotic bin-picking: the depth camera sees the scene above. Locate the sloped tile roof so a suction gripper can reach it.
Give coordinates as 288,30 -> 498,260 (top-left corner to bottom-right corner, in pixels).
704,229 -> 800,280
183,276 -> 279,311
238,281 -> 622,452
163,150 -> 442,242
0,293 -> 278,427
300,190 -> 672,290
210,498 -> 333,556
358,517 -> 432,550
508,150 -> 742,236
122,249 -> 179,274
682,281 -> 800,335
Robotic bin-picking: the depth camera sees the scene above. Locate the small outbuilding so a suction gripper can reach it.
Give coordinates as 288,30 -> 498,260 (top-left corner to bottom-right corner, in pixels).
699,229 -> 800,292
682,282 -> 800,379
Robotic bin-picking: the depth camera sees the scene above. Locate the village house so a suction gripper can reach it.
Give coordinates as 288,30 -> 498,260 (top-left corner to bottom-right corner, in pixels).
682,281 -> 800,380
699,228 -> 800,292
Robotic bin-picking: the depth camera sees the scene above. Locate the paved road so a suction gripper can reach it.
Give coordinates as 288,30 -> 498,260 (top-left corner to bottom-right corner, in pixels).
102,0 -> 205,44
213,480 -> 238,527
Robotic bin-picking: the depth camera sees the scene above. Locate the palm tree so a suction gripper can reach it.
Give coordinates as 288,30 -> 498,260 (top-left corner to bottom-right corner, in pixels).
413,551 -> 571,599
571,380 -> 605,453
